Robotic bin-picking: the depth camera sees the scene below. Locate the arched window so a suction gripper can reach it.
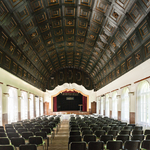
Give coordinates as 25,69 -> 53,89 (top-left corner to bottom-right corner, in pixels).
35,96 -> 39,117
29,94 -> 34,119
112,91 -> 117,119
101,97 -> 104,115
137,80 -> 150,125
8,88 -> 18,123
40,97 -> 43,116
21,91 -> 28,120
0,86 -> 2,125
105,94 -> 109,117
121,87 -> 129,123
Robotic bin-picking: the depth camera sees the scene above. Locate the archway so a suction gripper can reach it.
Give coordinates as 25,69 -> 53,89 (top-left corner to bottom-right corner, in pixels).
51,88 -> 89,112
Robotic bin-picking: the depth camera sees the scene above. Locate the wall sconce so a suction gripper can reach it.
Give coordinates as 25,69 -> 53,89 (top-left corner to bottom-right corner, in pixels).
117,95 -> 121,98
128,92 -> 134,95
3,93 -> 9,97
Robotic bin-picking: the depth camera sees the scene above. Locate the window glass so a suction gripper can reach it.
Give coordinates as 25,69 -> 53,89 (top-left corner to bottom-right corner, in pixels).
112,91 -> 117,119
121,87 -> 129,123
8,88 -> 18,123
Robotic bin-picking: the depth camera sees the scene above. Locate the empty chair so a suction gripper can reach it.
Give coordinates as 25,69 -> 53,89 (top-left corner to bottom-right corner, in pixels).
106,140 -> 123,150
102,126 -> 111,132
124,126 -> 133,131
70,131 -> 80,136
34,125 -> 43,130
0,137 -> 10,145
131,134 -> 144,141
0,128 -> 5,132
29,128 -> 40,135
22,131 -> 34,140
124,140 -> 140,150
88,141 -> 103,150
7,132 -> 20,139
70,127 -> 80,131
81,127 -> 90,132
91,127 -> 101,132
17,128 -> 28,135
6,128 -> 16,133
5,124 -> 13,128
0,132 -> 7,137
0,145 -> 15,150
35,131 -> 49,150
70,141 -> 86,150
29,136 -> 45,150
94,130 -> 106,138
11,137 -> 25,148
119,130 -> 130,135
83,135 -> 96,143
145,130 -> 150,135
141,140 -> 150,150
146,134 -> 150,140
68,135 -> 82,149
107,130 -> 118,138
132,130 -> 143,135
19,144 -> 37,150
82,130 -> 93,136
134,126 -> 143,130
112,126 -> 121,131
116,134 -> 130,143
100,135 -> 113,144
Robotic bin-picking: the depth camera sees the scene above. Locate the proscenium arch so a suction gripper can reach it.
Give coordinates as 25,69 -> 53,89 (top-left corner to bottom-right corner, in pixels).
51,88 -> 89,112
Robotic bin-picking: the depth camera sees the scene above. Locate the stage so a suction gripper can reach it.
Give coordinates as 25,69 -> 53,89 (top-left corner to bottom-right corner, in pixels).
47,110 -> 89,115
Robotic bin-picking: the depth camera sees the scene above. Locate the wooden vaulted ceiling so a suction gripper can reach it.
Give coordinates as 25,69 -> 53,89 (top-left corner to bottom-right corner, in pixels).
0,0 -> 150,91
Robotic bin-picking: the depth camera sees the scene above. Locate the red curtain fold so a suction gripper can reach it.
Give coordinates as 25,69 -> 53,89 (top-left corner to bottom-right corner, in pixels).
53,97 -> 57,112
62,90 -> 78,93
82,96 -> 87,111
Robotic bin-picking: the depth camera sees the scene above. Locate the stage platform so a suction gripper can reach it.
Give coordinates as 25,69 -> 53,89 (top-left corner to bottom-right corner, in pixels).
49,110 -> 89,115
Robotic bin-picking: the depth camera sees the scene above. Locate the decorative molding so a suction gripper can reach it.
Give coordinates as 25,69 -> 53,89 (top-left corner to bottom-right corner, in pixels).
108,97 -> 112,100
111,89 -> 119,92
120,84 -> 131,89
128,92 -> 134,95
3,93 -> 9,97
6,85 -> 18,89
117,95 -> 121,98
134,76 -> 150,84
20,89 -> 28,93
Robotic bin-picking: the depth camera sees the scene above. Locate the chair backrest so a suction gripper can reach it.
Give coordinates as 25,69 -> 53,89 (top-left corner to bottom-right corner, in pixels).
0,137 -> 10,145
141,140 -> 150,150
116,134 -> 129,143
132,130 -> 143,135
70,141 -> 86,150
145,130 -> 150,135
83,135 -> 96,143
70,131 -> 80,136
29,136 -> 43,145
119,130 -> 130,135
107,130 -> 118,138
35,131 -> 47,138
0,145 -> 15,150
29,128 -> 40,134
7,133 -> 20,139
88,141 -> 103,150
11,137 -> 25,147
100,135 -> 113,144
82,130 -> 93,136
106,140 -> 123,150
134,126 -> 143,130
124,140 -> 140,150
131,135 -> 144,141
41,128 -> 51,134
68,135 -> 82,144
17,128 -> 28,134
19,144 -> 37,150
21,131 -> 34,140
0,132 -> 7,137
94,130 -> 106,137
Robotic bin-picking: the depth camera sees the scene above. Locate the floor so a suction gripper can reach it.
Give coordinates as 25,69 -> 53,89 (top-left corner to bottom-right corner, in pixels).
47,120 -> 69,150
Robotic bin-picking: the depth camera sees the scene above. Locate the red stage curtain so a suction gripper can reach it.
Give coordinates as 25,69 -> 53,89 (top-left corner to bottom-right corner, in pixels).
53,97 -> 57,112
82,96 -> 87,111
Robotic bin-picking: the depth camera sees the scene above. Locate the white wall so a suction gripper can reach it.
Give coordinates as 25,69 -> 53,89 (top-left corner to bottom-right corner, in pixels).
0,68 -> 44,114
96,58 -> 150,118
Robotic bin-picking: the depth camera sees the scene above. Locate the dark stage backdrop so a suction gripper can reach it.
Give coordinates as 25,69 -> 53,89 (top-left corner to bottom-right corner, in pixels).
57,93 -> 82,111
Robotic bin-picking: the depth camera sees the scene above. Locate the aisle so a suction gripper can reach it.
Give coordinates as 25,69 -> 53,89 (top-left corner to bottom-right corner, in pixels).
49,120 -> 69,150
